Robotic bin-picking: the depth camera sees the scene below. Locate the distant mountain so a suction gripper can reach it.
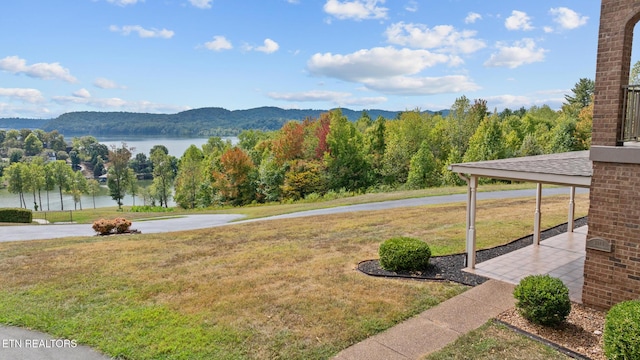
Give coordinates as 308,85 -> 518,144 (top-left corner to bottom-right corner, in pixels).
0,118 -> 50,130
0,106 -> 450,136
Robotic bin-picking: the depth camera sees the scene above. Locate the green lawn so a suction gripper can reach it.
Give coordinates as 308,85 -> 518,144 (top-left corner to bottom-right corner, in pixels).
0,187 -> 589,359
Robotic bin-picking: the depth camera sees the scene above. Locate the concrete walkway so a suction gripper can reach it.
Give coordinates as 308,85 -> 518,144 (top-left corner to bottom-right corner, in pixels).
0,326 -> 111,360
333,280 -> 516,360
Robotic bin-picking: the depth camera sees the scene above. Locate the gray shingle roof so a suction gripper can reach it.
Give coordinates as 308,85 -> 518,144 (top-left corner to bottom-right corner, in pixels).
449,151 -> 592,187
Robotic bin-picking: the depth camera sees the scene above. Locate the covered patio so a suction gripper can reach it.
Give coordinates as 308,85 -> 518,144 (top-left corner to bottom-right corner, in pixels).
449,151 -> 592,302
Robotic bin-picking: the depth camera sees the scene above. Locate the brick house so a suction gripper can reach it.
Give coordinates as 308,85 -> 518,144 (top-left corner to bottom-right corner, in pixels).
583,0 -> 640,309
450,0 -> 640,310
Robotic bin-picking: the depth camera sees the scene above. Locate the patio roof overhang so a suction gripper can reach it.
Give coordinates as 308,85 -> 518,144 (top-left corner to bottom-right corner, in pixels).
449,151 -> 592,188
448,151 -> 592,270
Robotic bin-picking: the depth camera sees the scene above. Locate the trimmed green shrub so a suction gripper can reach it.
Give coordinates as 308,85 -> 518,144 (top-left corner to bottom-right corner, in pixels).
379,237 -> 431,272
513,274 -> 571,326
0,208 -> 33,223
604,300 -> 640,360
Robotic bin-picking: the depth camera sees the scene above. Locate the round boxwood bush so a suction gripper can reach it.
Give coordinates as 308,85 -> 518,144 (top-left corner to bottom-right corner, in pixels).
513,274 -> 571,327
604,300 -> 640,360
379,237 -> 431,272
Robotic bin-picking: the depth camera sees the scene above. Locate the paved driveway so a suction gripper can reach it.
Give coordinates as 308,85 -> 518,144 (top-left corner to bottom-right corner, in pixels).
0,187 -> 587,243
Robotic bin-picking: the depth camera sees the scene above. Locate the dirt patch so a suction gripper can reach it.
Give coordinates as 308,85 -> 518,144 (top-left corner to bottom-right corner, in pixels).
497,302 -> 606,360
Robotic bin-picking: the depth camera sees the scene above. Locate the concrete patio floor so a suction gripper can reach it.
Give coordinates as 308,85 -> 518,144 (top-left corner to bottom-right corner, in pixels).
465,226 -> 588,302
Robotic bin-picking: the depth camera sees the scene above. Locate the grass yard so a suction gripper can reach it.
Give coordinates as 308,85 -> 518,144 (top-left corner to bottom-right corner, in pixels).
0,193 -> 588,359
424,320 -> 572,360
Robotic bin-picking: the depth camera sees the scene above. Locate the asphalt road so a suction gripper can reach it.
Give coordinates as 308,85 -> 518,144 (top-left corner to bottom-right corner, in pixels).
0,187 -> 588,243
0,186 -> 588,360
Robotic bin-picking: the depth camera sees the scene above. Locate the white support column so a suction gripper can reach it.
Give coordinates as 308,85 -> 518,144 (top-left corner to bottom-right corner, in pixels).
567,186 -> 575,233
533,183 -> 542,245
466,176 -> 478,269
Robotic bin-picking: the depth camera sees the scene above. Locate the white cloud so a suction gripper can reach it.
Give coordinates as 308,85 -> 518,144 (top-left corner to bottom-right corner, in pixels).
268,90 -> 353,102
385,22 -> 486,54
405,1 -> 418,13
362,75 -> 480,95
465,12 -> 482,24
543,26 -> 554,33
0,88 -> 45,103
341,96 -> 388,106
505,10 -> 533,31
308,47 -> 456,82
0,103 -> 52,118
204,36 -> 233,51
94,77 -> 125,89
0,56 -> 77,83
107,0 -> 142,6
255,38 -> 279,54
323,0 -> 388,21
550,7 -> 588,30
189,0 -> 212,9
109,25 -> 174,39
52,93 -> 189,113
484,38 -> 547,68
486,92 -> 564,110
73,88 -> 91,98
267,90 -> 387,107
485,94 -> 532,109
307,47 -> 479,95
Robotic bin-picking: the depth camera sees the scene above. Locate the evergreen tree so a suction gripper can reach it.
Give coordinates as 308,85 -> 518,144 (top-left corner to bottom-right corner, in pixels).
564,78 -> 594,108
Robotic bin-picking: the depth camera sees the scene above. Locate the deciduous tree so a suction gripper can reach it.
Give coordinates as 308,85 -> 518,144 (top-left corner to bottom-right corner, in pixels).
49,160 -> 74,210
174,145 -> 205,209
3,162 -> 28,208
107,143 -> 133,210
212,147 -> 256,206
325,110 -> 372,191
150,147 -> 176,208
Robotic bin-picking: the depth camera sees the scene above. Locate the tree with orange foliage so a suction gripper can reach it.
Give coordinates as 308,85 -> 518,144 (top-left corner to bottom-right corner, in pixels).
212,147 -> 257,206
271,121 -> 305,164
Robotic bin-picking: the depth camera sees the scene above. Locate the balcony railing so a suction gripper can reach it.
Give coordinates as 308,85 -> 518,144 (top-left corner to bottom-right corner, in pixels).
621,85 -> 640,142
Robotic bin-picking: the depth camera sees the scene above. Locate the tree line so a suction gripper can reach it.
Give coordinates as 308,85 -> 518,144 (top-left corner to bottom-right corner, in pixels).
1,79 -> 593,210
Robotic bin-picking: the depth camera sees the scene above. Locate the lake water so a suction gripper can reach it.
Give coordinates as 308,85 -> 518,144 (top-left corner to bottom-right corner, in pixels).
0,187 -> 163,211
0,136 -> 238,209
98,136 -> 238,157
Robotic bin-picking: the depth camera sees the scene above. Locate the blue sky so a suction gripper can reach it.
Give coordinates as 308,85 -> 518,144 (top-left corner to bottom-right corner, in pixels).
0,0 -> 603,119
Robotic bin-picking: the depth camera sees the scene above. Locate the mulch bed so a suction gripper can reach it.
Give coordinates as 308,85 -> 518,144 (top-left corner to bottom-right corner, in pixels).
357,217 -> 588,286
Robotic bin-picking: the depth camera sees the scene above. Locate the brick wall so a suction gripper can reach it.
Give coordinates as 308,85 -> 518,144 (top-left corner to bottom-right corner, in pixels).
585,0 -> 640,309
585,162 -> 640,309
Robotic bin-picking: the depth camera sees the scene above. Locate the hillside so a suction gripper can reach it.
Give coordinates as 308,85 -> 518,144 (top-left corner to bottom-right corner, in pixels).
1,106 -> 448,136
0,118 -> 50,130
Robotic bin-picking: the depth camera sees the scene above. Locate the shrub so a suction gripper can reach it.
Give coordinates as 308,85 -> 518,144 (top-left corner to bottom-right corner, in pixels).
604,300 -> 640,360
92,219 -> 116,235
92,217 -> 132,235
379,237 -> 431,272
114,217 -> 132,234
130,205 -> 174,213
513,275 -> 571,326
0,208 -> 33,223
